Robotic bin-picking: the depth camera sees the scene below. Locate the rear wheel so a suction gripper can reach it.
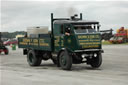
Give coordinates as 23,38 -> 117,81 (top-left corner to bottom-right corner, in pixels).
27,50 -> 42,66
59,50 -> 72,70
90,53 -> 102,68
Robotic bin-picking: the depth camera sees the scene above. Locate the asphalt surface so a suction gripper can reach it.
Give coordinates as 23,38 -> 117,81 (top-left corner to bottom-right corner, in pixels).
0,45 -> 128,85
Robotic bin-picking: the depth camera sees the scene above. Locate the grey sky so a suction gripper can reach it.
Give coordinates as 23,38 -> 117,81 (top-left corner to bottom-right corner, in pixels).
1,1 -> 128,32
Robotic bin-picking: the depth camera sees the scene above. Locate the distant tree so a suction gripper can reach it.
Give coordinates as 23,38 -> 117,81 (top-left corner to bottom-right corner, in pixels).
1,31 -> 26,39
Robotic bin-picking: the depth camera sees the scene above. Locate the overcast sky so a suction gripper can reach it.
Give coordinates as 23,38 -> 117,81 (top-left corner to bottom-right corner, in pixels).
1,1 -> 128,32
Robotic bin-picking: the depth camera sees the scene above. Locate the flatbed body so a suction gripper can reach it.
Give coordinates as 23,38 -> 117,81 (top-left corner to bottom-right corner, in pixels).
18,34 -> 51,51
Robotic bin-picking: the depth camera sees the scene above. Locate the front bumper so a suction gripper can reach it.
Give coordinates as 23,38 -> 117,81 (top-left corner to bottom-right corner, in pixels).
74,49 -> 104,53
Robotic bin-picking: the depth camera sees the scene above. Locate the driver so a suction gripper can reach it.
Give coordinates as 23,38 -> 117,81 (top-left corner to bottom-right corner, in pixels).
65,27 -> 71,36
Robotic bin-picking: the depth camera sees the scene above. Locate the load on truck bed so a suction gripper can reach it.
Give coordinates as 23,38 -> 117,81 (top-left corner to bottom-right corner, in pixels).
18,13 -> 104,70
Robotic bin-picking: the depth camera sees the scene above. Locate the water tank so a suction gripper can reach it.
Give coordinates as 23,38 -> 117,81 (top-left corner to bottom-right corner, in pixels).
27,26 -> 48,37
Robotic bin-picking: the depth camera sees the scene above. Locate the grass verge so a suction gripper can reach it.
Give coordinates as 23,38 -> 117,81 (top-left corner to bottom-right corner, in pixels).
102,41 -> 128,45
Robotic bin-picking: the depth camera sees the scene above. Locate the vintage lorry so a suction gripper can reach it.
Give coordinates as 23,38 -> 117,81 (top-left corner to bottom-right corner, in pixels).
18,13 -> 103,70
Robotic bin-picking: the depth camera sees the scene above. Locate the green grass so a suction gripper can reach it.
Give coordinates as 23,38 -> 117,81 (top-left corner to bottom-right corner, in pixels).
102,41 -> 128,45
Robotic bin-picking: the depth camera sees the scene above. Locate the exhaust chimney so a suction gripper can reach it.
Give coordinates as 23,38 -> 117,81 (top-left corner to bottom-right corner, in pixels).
80,13 -> 82,20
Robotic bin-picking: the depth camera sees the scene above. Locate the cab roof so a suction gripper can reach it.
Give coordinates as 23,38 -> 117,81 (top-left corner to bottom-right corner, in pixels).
53,20 -> 99,24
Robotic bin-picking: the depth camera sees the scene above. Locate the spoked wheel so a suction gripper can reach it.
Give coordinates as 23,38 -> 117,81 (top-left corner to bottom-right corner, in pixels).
59,50 -> 72,70
90,53 -> 102,68
27,50 -> 42,66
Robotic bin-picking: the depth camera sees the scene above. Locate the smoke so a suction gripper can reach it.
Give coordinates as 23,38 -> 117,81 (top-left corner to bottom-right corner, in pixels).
67,7 -> 78,17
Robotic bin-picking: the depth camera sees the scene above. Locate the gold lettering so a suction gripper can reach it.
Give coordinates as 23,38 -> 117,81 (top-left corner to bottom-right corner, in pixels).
80,42 -> 100,45
40,43 -> 49,46
19,42 -> 27,45
33,39 -> 38,43
54,36 -> 60,46
78,35 -> 100,39
82,45 -> 99,48
23,38 -> 30,42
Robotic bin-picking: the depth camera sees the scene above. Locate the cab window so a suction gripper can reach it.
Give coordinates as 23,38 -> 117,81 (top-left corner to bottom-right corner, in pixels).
74,25 -> 96,34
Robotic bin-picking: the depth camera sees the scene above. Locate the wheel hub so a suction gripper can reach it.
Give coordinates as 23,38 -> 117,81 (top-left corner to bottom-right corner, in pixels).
61,55 -> 66,66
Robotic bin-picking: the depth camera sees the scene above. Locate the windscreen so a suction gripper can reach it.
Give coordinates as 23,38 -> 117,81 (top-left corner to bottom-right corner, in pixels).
74,25 -> 96,34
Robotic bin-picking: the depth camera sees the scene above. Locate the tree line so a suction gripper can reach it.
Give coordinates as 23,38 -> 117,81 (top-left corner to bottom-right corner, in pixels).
1,31 -> 26,39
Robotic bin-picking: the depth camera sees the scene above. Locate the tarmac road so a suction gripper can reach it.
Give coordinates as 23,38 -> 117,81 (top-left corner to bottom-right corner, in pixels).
0,45 -> 128,85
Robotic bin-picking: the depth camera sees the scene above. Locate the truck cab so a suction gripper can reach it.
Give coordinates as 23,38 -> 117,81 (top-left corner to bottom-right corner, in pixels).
53,20 -> 102,52
51,13 -> 103,70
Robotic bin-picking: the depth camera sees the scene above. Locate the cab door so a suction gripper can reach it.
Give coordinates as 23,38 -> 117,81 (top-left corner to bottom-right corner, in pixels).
54,24 -> 64,52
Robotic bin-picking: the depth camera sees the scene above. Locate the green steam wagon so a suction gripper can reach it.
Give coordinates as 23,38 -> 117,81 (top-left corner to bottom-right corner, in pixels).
18,13 -> 104,70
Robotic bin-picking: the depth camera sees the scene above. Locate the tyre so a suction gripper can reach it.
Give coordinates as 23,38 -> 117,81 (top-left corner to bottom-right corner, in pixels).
90,53 -> 102,68
59,50 -> 72,70
5,48 -> 9,55
27,50 -> 42,66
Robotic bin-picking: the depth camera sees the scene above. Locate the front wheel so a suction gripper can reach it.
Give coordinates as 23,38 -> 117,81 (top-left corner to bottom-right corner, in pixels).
90,53 -> 102,68
59,50 -> 72,70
